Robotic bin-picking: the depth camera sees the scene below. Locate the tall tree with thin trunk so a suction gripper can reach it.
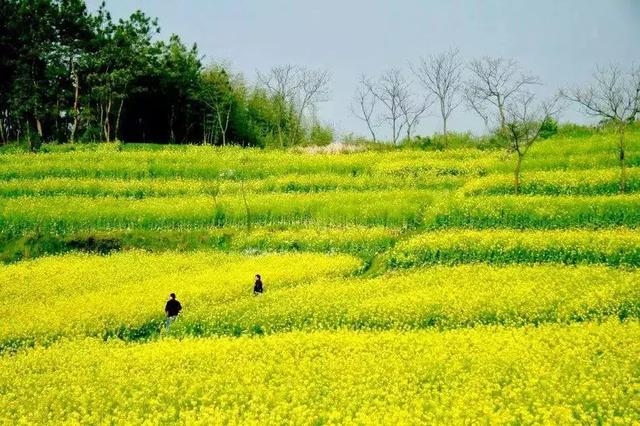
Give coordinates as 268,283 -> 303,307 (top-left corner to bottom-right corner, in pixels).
200,65 -> 234,146
350,76 -> 379,142
365,68 -> 412,144
258,65 -> 329,146
398,92 -> 431,141
502,93 -> 560,194
465,57 -> 540,131
561,64 -> 640,193
89,9 -> 160,142
257,65 -> 301,147
293,68 -> 330,145
413,49 -> 463,147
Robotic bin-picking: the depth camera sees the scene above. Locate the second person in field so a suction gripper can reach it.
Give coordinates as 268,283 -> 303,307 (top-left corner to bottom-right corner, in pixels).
253,274 -> 264,295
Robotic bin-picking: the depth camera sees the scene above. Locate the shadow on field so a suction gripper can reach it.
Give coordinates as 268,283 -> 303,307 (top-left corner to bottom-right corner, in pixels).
0,232 -> 122,263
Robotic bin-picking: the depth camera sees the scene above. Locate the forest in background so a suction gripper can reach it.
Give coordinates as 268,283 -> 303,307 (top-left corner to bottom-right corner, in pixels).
1,0 -> 638,152
0,0 -> 333,148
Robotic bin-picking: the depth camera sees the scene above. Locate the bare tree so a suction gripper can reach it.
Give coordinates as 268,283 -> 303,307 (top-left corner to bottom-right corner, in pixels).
257,65 -> 300,147
258,65 -> 329,146
561,64 -> 640,193
465,57 -> 540,130
365,69 -> 413,144
293,68 -> 330,144
503,93 -> 560,194
399,92 -> 431,141
350,75 -> 379,142
413,49 -> 463,146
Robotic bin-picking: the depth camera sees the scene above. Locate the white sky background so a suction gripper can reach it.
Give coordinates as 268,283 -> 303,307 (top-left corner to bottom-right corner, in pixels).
87,0 -> 640,139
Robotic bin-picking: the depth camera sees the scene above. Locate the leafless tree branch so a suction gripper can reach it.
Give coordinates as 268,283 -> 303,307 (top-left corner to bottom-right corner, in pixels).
465,57 -> 540,130
350,75 -> 379,142
561,63 -> 640,193
257,65 -> 330,145
561,63 -> 639,122
413,49 -> 463,144
366,68 -> 415,144
502,93 -> 560,194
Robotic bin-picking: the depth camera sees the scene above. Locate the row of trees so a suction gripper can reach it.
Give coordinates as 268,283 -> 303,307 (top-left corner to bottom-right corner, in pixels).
352,50 -> 639,193
1,2 -> 638,193
0,0 -> 332,148
352,53 -> 553,149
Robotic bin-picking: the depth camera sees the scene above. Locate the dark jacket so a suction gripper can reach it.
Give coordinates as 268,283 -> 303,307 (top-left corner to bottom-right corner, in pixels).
165,299 -> 182,317
253,280 -> 264,294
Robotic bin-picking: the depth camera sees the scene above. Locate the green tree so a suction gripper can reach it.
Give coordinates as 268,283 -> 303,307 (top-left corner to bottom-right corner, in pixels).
87,7 -> 160,142
200,64 -> 234,145
1,0 -> 94,145
157,35 -> 201,143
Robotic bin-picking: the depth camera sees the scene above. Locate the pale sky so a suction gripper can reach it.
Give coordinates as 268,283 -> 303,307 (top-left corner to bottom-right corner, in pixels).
87,0 -> 640,138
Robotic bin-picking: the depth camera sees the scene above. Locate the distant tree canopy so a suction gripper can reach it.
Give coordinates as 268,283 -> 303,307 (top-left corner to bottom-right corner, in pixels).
0,0 -> 331,147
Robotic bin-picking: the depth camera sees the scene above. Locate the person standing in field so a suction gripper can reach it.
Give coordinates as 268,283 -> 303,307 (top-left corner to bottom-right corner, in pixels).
253,274 -> 264,296
164,293 -> 182,328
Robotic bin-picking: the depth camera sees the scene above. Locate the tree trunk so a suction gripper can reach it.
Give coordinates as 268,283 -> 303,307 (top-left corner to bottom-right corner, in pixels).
223,106 -> 231,146
31,68 -> 43,140
441,98 -> 448,149
104,98 -> 112,143
293,103 -> 307,146
392,119 -> 397,145
619,123 -> 626,194
366,119 -> 377,143
114,99 -> 124,142
288,104 -> 297,146
35,117 -> 42,144
216,107 -> 229,147
16,117 -> 22,142
202,113 -> 207,145
0,116 -> 6,145
169,105 -> 175,143
35,116 -> 43,138
442,115 -> 448,149
26,121 -> 31,145
98,104 -> 104,142
55,99 -> 60,140
514,154 -> 523,195
497,96 -> 505,131
273,100 -> 284,147
277,120 -> 284,148
70,66 -> 80,143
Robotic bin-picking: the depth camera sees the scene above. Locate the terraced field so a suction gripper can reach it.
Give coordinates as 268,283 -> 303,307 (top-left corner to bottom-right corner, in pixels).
1,127 -> 639,424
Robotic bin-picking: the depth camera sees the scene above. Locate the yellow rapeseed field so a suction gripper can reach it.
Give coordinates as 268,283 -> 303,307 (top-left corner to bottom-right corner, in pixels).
0,251 -> 360,348
1,320 -> 638,424
1,129 -> 639,424
180,263 -> 640,335
2,253 -> 638,347
388,228 -> 640,266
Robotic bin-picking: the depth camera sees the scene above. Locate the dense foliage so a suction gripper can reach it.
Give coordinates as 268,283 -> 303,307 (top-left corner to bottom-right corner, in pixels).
0,0 -> 329,147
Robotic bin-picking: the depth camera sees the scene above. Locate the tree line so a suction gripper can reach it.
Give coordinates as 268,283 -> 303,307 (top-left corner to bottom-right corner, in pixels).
353,50 -> 639,193
1,1 -> 639,194
0,0 -> 332,148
